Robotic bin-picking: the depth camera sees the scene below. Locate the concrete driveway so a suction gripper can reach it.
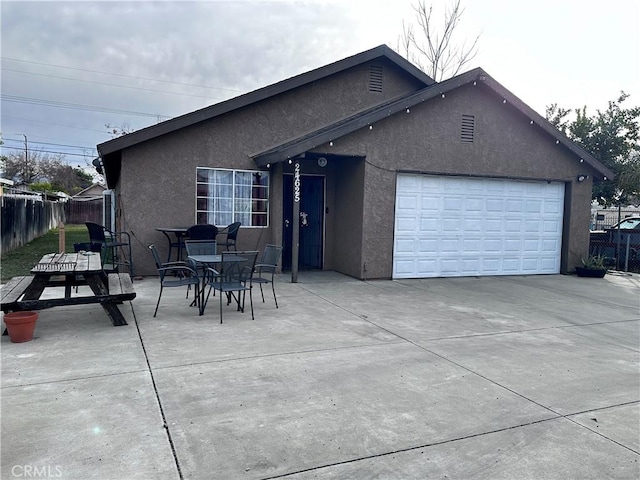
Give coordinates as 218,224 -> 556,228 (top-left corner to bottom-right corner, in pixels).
2,272 -> 639,479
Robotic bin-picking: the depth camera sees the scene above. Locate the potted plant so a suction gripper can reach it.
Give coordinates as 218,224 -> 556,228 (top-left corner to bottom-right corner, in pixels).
575,254 -> 608,278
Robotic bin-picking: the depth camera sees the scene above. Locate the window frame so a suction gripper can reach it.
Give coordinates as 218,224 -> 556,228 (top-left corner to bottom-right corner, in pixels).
196,167 -> 270,228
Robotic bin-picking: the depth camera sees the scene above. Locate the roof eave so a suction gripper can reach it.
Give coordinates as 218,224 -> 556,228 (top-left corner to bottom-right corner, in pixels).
478,74 -> 615,180
97,45 -> 434,158
252,68 -> 484,167
253,69 -> 615,181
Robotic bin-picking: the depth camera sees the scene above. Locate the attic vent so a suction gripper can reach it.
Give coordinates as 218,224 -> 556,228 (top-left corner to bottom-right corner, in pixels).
461,114 -> 475,143
369,65 -> 383,93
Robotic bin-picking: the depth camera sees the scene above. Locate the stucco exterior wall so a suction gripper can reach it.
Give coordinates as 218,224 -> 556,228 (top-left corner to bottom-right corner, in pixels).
308,83 -> 597,278
117,60 -> 422,275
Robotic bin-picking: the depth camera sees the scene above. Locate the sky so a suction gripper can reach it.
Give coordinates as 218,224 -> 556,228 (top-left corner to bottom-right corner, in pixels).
1,0 -> 638,177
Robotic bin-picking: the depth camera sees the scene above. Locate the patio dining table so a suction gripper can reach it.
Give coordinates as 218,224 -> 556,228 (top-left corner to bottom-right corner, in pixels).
187,254 -> 246,315
156,227 -> 189,262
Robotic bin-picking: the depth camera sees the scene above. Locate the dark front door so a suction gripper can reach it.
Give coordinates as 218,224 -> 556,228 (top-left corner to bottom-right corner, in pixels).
283,175 -> 324,270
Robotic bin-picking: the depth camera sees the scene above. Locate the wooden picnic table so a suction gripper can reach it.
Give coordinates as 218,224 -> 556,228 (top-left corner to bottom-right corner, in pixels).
1,252 -> 135,327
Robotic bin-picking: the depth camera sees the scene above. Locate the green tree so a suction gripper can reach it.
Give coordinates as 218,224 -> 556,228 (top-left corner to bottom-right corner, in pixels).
1,150 -> 93,194
546,92 -> 640,206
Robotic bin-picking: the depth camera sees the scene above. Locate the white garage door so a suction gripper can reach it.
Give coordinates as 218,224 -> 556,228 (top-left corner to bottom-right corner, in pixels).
393,174 -> 565,278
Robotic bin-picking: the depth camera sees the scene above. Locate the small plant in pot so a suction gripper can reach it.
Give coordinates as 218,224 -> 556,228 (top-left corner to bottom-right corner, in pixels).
576,254 -> 608,278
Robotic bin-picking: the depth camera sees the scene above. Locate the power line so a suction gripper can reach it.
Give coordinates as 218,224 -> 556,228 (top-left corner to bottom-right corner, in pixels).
1,94 -> 172,119
1,144 -> 95,158
3,67 -> 229,101
2,114 -> 108,134
1,57 -> 244,93
3,138 -> 95,151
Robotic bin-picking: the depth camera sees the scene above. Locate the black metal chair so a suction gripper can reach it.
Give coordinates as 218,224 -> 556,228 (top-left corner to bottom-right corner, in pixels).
217,222 -> 241,251
252,244 -> 283,308
85,222 -> 134,275
148,244 -> 201,317
204,250 -> 258,323
184,240 -> 218,269
184,240 -> 218,298
186,224 -> 218,240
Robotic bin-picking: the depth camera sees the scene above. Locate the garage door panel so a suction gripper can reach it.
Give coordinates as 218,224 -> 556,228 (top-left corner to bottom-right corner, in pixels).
463,218 -> 482,232
486,198 -> 504,212
523,239 -> 539,252
506,199 -> 523,212
505,219 -> 523,232
465,197 -> 484,211
543,220 -> 562,233
543,199 -> 563,214
419,239 -> 439,254
420,218 -> 439,232
524,220 -> 541,232
420,195 -> 440,210
442,219 -> 461,233
443,197 -> 464,211
417,259 -> 437,276
484,219 -> 503,233
395,238 -> 415,254
483,238 -> 502,253
396,194 -> 419,210
394,174 -> 564,278
542,239 -> 560,252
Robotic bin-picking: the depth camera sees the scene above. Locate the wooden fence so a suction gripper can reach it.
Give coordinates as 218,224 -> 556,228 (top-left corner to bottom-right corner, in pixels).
1,196 -> 65,254
64,199 -> 103,225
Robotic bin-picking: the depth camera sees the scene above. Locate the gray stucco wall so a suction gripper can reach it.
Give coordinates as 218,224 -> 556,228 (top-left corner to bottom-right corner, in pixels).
307,83 -> 596,278
114,56 -> 597,279
116,59 -> 422,275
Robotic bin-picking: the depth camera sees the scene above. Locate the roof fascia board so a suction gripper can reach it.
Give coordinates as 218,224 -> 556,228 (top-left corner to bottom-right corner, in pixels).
478,74 -> 615,180
252,69 -> 482,166
254,69 -> 614,180
97,45 -> 433,157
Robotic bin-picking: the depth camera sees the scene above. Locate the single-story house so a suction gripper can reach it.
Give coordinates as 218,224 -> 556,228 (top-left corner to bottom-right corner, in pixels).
96,45 -> 613,279
72,182 -> 106,201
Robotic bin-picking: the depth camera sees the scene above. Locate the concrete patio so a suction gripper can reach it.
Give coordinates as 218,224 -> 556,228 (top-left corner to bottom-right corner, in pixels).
2,271 -> 639,479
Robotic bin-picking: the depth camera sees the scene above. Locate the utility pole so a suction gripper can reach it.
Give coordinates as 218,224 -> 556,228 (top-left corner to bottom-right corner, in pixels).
22,134 -> 28,184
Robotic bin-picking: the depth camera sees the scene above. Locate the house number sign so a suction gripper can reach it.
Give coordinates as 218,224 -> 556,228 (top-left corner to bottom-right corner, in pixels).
294,162 -> 301,203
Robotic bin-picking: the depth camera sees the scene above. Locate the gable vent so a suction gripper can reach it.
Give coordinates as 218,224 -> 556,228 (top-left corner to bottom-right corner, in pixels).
369,65 -> 383,93
461,114 -> 475,143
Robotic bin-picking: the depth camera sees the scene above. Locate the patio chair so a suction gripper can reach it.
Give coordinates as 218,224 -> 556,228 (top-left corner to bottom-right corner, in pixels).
204,250 -> 258,323
184,240 -> 218,297
148,244 -> 202,317
252,244 -> 283,308
217,222 -> 241,251
184,240 -> 218,268
186,224 -> 218,241
85,222 -> 134,276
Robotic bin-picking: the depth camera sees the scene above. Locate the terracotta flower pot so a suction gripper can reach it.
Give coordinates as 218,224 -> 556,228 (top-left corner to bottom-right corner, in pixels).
3,311 -> 38,343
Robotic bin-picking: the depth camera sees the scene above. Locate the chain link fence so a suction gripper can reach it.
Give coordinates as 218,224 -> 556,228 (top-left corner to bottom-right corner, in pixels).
589,209 -> 640,272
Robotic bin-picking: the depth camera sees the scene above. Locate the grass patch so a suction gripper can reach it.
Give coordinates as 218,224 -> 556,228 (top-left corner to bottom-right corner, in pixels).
1,224 -> 90,283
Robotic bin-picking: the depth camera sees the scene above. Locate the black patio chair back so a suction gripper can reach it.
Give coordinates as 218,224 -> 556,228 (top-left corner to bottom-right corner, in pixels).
184,240 -> 217,256
186,224 -> 218,240
184,240 -> 217,274
204,250 -> 258,323
148,244 -> 201,317
252,244 -> 283,308
85,221 -> 134,275
218,222 -> 241,251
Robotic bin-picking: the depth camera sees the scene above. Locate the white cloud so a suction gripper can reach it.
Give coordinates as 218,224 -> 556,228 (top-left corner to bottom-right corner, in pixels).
1,0 -> 637,164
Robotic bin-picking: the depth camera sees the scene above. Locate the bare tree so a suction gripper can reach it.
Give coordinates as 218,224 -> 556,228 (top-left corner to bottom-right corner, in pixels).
105,123 -> 134,139
398,0 -> 481,81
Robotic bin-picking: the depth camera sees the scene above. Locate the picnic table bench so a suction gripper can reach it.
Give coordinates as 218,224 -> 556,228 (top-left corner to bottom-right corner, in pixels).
1,253 -> 135,327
